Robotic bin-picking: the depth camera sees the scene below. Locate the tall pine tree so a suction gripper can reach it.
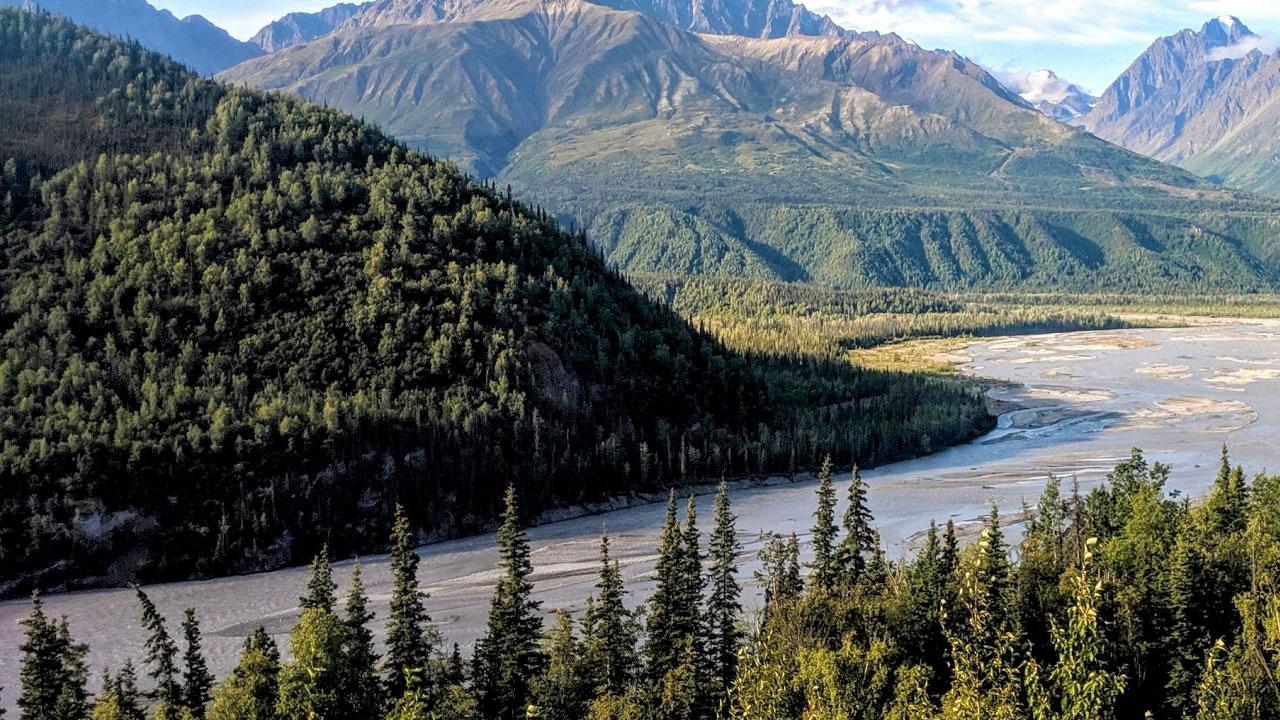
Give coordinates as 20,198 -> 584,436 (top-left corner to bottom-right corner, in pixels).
300,545 -> 337,612
646,491 -> 685,683
836,465 -> 876,587
342,560 -> 382,720
584,531 -> 637,695
136,587 -> 183,708
181,609 -> 214,717
474,485 -> 547,720
706,481 -> 742,698
809,456 -> 839,591
385,504 -> 434,699
19,592 -> 90,720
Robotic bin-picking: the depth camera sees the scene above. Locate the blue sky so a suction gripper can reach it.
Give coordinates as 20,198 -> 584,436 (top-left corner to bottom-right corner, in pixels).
153,0 -> 1280,92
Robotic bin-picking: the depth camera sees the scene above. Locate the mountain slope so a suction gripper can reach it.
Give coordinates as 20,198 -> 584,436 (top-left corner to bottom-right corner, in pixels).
0,0 -> 263,74
0,7 -> 988,592
1085,16 -> 1280,196
221,0 -> 1280,291
250,2 -> 370,52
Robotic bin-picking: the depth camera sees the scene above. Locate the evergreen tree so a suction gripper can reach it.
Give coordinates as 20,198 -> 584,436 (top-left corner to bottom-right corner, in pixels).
533,611 -> 588,720
207,630 -> 280,720
706,481 -> 742,697
276,608 -> 347,720
584,531 -> 637,695
136,587 -> 183,707
342,560 -> 382,720
385,504 -> 434,699
783,533 -> 803,599
112,660 -> 146,720
646,491 -> 685,682
181,609 -> 214,717
474,485 -> 547,720
976,506 -> 1011,621
836,465 -> 876,586
300,545 -> 337,613
809,456 -> 839,591
19,593 -> 91,720
941,518 -> 960,579
444,644 -> 466,687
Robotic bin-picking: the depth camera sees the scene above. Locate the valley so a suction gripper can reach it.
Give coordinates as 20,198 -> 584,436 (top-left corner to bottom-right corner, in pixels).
4,319 -> 1276,710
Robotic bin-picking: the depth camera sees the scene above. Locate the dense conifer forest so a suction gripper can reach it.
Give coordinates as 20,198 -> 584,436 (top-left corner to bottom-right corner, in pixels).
14,449 -> 1280,720
0,8 -> 992,594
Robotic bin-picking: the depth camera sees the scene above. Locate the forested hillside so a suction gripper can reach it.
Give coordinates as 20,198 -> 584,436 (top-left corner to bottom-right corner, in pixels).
0,8 -> 991,593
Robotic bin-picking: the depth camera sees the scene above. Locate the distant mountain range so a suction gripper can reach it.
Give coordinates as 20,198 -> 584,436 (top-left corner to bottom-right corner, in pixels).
215,0 -> 1280,290
14,0 -> 1280,289
0,0 -> 263,73
999,69 -> 1096,124
1085,16 -> 1280,196
249,2 -> 369,52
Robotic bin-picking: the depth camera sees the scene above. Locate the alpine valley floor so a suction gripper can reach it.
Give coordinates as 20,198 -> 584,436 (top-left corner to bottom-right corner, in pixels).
3,320 -> 1280,709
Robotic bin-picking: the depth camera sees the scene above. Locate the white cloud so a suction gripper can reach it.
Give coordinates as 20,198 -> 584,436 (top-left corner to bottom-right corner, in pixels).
823,0 -> 1165,47
1206,34 -> 1280,60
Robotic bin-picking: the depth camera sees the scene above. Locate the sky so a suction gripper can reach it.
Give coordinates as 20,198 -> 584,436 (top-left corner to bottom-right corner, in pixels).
152,0 -> 1280,92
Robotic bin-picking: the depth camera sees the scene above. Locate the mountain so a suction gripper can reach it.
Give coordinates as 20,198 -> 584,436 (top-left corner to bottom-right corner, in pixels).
249,2 -> 369,52
1000,69 -> 1096,124
0,7 -> 988,592
1085,16 -> 1280,196
221,0 -> 1280,291
341,0 -> 848,37
0,0 -> 263,74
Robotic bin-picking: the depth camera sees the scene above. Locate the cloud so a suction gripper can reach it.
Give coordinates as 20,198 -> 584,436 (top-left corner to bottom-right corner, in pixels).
822,0 -> 1166,47
1206,35 -> 1280,61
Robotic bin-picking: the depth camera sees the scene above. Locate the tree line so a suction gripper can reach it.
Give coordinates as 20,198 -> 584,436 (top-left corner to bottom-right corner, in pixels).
14,448 -> 1280,719
0,7 -> 993,594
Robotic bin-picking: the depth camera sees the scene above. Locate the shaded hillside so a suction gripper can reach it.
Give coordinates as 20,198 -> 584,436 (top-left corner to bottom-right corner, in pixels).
221,0 -> 1280,291
0,8 -> 991,593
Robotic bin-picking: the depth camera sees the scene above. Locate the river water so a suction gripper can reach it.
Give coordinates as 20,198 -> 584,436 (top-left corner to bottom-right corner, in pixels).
3,320 -> 1280,706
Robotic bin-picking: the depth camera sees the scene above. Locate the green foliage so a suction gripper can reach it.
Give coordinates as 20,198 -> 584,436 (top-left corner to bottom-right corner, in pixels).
384,506 -> 434,700
18,592 -> 90,720
276,608 -> 347,720
206,630 -> 280,720
809,456 -> 840,592
137,587 -> 183,709
0,7 -> 991,594
181,609 -> 214,717
706,481 -> 743,698
341,561 -> 383,720
301,548 -> 337,613
474,485 -> 547,719
583,533 -> 638,696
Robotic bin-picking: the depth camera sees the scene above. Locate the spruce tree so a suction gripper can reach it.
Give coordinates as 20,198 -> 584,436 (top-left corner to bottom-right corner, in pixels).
474,484 -> 547,720
19,594 -> 91,720
181,609 -> 214,717
207,629 -> 279,720
136,587 -> 183,707
300,545 -> 337,612
783,533 -> 803,599
385,504 -> 434,699
836,465 -> 876,586
53,618 -> 91,720
645,491 -> 684,683
276,608 -> 346,720
342,560 -> 383,720
445,644 -> 465,687
809,455 -> 839,591
941,518 -> 960,579
584,531 -> 637,695
532,611 -> 588,720
706,481 -> 742,697
18,592 -> 62,719
977,506 -> 1011,622
112,660 -> 146,720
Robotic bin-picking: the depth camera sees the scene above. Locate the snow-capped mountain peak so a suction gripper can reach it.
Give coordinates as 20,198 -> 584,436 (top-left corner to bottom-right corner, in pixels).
997,68 -> 1097,125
